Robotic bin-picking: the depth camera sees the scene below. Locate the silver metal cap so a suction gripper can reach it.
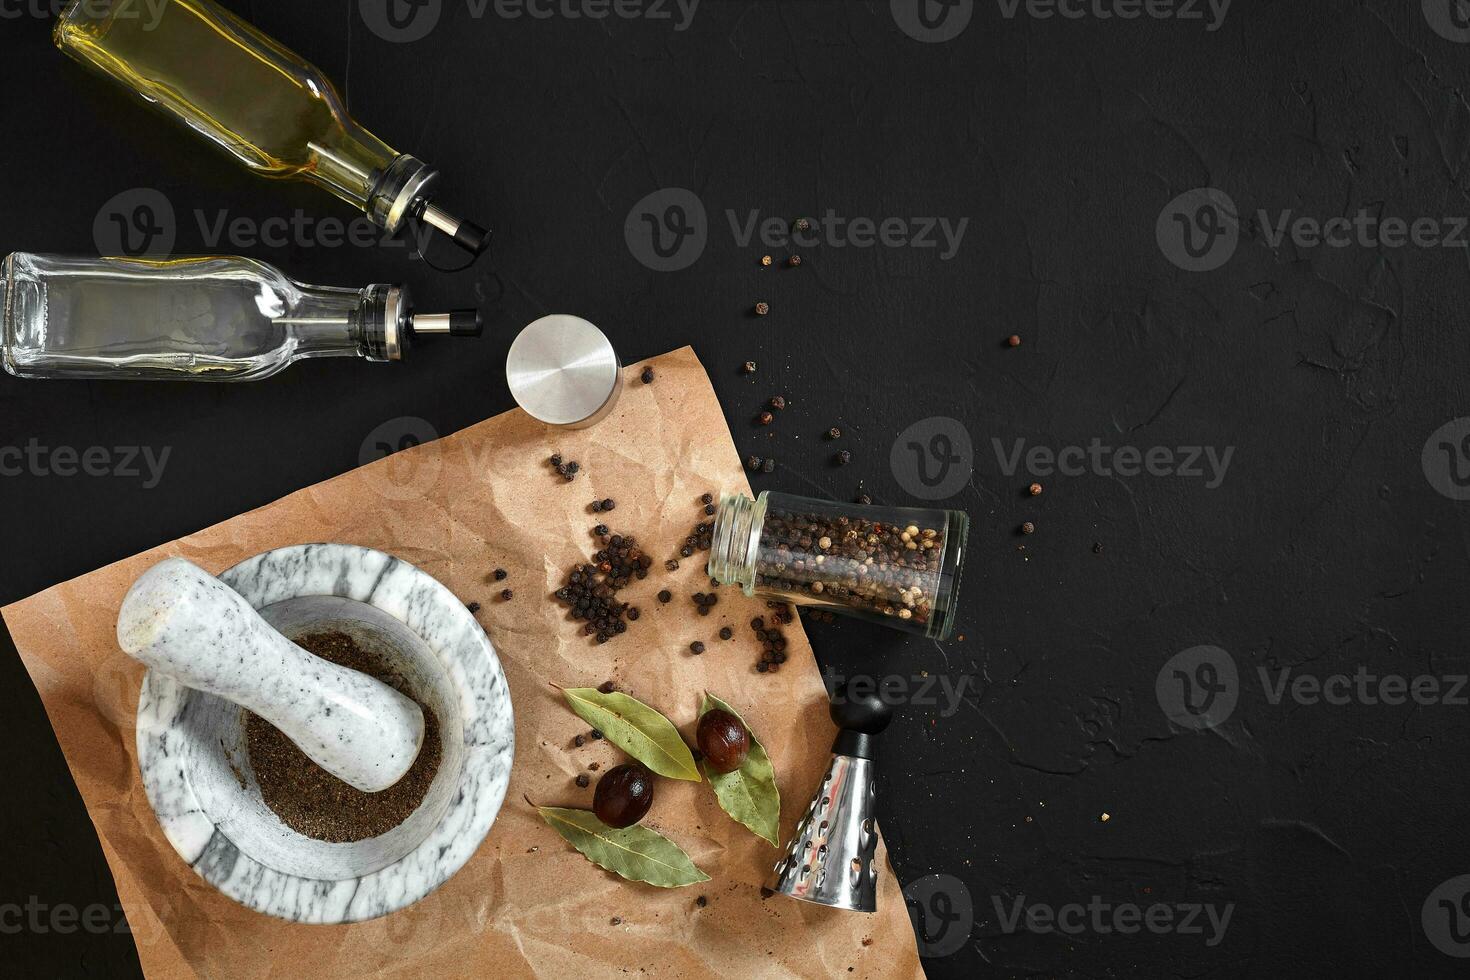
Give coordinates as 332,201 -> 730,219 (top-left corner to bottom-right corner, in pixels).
506,315 -> 621,428
768,753 -> 880,912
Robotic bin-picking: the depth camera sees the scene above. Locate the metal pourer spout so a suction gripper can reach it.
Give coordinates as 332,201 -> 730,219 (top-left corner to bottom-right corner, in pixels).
419,203 -> 491,255
409,309 -> 484,338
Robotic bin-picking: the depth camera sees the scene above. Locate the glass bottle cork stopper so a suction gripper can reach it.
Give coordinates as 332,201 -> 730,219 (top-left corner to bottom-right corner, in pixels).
506,315 -> 621,428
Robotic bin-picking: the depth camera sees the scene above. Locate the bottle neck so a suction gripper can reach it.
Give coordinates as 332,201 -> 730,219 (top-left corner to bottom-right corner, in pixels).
271,284 -> 394,362
708,492 -> 767,593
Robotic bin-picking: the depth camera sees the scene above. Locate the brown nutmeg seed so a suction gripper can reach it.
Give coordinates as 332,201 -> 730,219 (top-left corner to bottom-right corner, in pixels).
593,763 -> 655,828
697,709 -> 751,774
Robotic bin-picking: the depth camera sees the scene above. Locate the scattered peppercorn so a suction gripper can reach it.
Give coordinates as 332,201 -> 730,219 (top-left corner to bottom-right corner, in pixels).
493,568 -> 508,581
1007,334 -> 1021,347
701,493 -> 713,505
754,302 -> 770,316
704,503 -> 715,515
788,255 -> 802,267
601,498 -> 615,511
769,395 -> 786,410
590,499 -> 602,513
575,774 -> 590,788
1029,482 -> 1042,496
549,453 -> 562,468
827,427 -> 842,440
610,917 -> 623,926
747,455 -> 763,471
640,366 -> 655,384
594,523 -> 609,537
720,626 -> 733,640
760,255 -> 772,267
742,360 -> 757,374
590,729 -> 604,740
856,493 -> 872,505
690,641 -> 706,654
658,589 -> 673,603
793,218 -> 811,233
836,450 -> 852,465
574,733 -> 586,747
626,607 -> 640,621
1020,522 -> 1035,535
758,411 -> 774,425
501,588 -> 514,600
465,601 -> 481,613
598,681 -> 616,694
761,458 -> 776,473
696,895 -> 708,908
1093,542 -> 1104,554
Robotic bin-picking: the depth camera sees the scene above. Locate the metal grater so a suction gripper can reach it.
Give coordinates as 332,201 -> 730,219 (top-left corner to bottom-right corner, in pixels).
769,679 -> 892,912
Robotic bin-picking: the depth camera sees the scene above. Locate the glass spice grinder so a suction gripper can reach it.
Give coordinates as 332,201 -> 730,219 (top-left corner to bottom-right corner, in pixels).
1,252 -> 481,382
709,491 -> 968,640
54,0 -> 489,255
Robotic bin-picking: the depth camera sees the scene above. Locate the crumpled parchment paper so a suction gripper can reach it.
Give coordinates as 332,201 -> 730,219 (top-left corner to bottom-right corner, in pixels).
2,346 -> 923,979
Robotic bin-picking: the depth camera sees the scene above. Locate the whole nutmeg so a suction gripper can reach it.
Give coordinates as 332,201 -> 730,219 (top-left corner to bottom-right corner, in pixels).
697,709 -> 751,774
593,763 -> 655,828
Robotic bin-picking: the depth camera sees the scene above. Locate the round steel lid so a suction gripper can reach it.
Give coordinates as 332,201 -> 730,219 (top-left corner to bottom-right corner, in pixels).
506,315 -> 621,428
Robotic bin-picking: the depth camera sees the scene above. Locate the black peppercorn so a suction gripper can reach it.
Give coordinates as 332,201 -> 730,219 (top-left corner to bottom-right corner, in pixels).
501,588 -> 514,600
602,498 -> 615,511
720,627 -> 733,640
590,729 -> 604,740
701,492 -> 714,505
690,641 -> 705,654
761,458 -> 776,473
575,774 -> 590,788
658,590 -> 672,603
640,366 -> 655,384
598,680 -> 616,694
493,568 -> 507,581
769,395 -> 786,410
836,450 -> 852,465
549,453 -> 562,468
574,733 -> 586,747
465,601 -> 481,613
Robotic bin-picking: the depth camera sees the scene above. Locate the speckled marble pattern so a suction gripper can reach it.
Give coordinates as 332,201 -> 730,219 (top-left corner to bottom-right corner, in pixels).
135,544 -> 514,923
119,557 -> 425,793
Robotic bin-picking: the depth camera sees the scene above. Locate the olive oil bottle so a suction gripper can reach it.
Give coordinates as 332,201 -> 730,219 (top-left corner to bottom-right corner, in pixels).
55,0 -> 488,254
1,252 -> 481,381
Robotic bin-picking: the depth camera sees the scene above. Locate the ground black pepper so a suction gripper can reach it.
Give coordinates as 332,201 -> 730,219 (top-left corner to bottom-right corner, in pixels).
246,632 -> 441,843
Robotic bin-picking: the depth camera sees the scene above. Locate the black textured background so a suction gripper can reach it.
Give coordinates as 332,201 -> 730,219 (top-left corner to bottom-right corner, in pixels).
4,1 -> 1470,976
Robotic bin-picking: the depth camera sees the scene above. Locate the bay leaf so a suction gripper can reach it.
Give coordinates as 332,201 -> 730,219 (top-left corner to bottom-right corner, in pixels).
563,688 -> 700,781
699,692 -> 781,845
537,805 -> 710,888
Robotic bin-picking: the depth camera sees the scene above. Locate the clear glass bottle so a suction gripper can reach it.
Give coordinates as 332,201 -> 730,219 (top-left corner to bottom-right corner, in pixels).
54,0 -> 488,254
0,252 -> 480,381
709,491 -> 969,640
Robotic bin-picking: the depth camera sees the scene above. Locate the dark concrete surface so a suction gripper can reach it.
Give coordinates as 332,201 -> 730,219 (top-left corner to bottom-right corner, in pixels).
3,1 -> 1470,976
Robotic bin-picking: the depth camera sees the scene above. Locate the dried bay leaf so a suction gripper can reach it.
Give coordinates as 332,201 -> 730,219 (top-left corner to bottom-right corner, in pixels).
699,692 -> 780,845
537,805 -> 710,888
563,688 -> 700,781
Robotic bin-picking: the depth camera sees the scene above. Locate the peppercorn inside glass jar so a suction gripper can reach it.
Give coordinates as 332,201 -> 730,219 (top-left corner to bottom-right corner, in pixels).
708,491 -> 968,639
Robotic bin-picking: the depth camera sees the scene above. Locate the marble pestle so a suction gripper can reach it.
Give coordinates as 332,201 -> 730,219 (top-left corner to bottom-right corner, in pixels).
117,557 -> 425,793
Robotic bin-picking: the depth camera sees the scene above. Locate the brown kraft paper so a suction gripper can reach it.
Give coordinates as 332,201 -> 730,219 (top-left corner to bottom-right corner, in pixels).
2,346 -> 925,979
